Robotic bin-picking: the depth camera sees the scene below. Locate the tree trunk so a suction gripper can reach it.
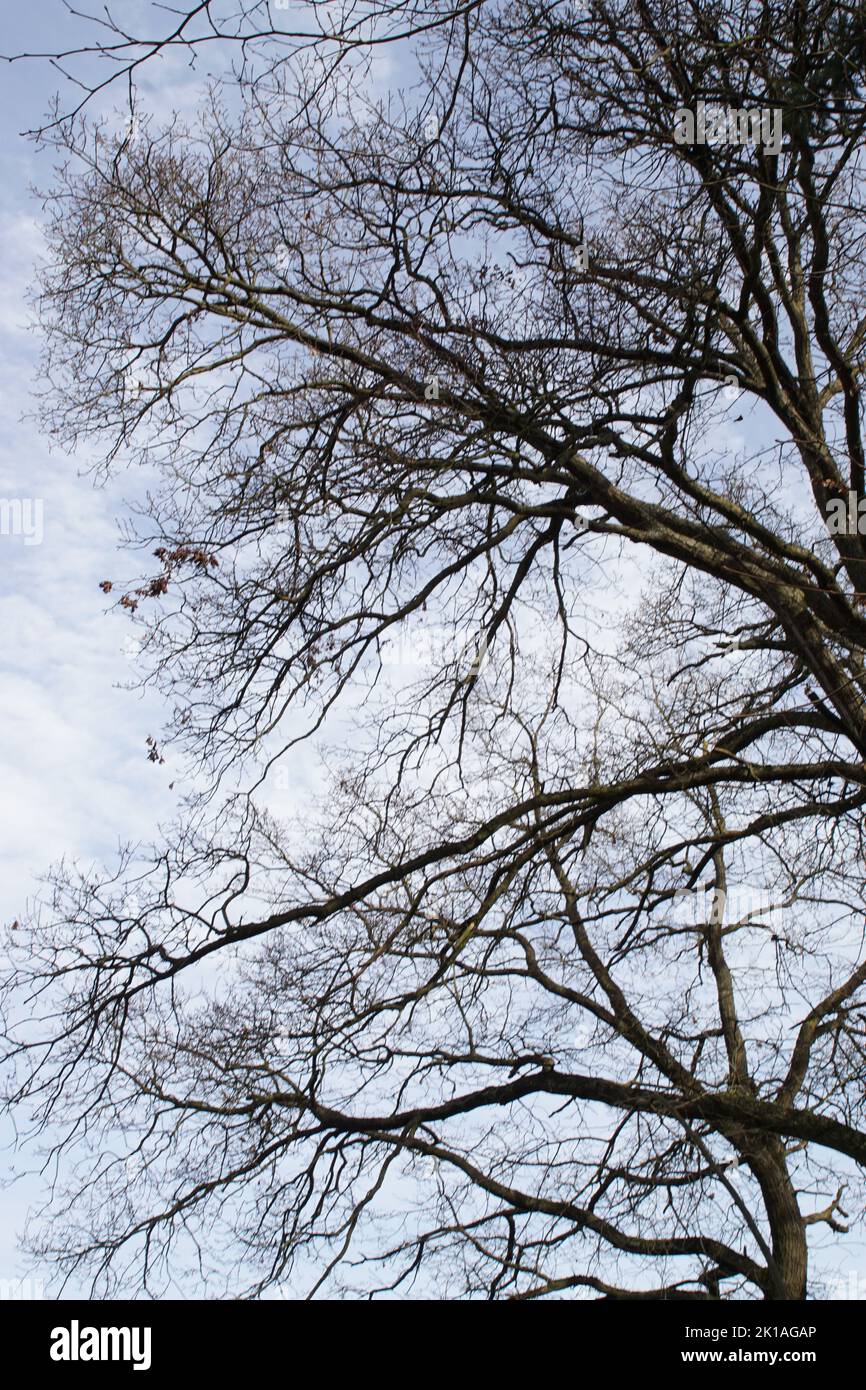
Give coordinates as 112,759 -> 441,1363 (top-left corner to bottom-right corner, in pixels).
748,1138 -> 808,1299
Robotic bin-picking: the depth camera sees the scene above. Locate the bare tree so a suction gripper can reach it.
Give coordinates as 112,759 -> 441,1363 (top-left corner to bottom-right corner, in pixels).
3,0 -> 866,1299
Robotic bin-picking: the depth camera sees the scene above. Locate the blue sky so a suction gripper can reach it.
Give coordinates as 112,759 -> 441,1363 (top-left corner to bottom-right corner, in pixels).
0,2 -> 183,1291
